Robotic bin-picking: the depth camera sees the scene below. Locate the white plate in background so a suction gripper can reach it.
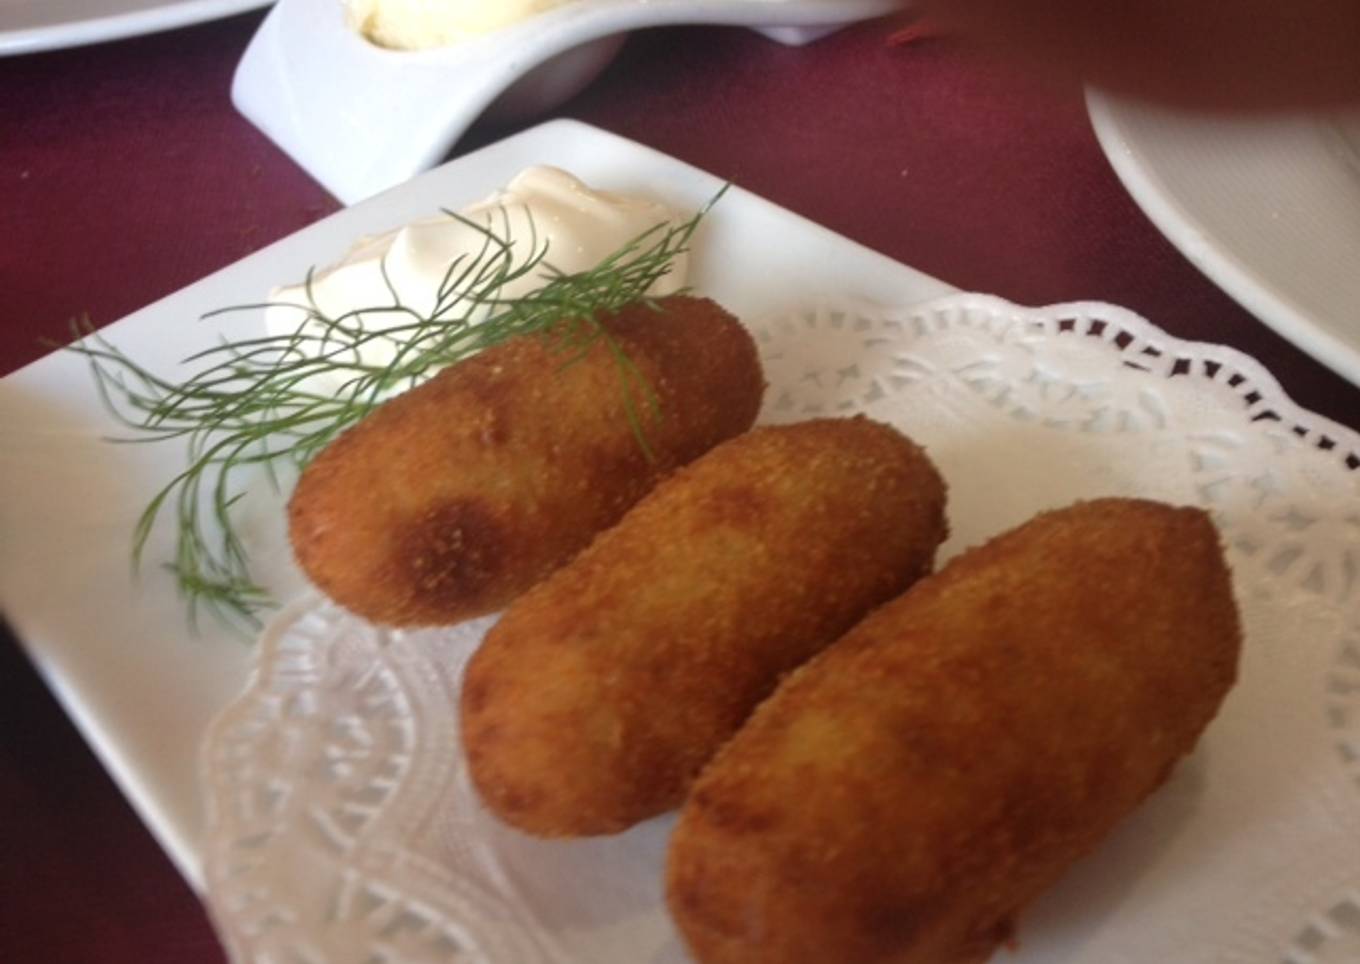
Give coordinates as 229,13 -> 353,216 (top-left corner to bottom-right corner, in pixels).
1088,90 -> 1360,386
0,118 -> 951,890
0,0 -> 269,55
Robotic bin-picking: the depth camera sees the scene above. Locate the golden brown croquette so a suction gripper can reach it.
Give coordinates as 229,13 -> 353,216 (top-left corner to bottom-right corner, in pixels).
460,416 -> 949,837
287,296 -> 764,626
666,498 -> 1241,964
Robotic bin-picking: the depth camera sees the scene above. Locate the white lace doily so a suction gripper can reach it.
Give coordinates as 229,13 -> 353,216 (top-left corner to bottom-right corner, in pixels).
201,294 -> 1360,964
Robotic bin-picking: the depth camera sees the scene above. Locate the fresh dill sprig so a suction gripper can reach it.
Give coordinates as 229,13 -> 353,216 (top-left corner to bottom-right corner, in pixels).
68,190 -> 722,632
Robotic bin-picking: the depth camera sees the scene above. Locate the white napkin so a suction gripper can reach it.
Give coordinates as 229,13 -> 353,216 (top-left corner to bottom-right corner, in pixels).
201,294 -> 1360,964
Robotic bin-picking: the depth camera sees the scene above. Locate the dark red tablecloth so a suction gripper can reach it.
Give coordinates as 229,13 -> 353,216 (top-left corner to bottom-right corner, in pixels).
3,10 -> 1358,963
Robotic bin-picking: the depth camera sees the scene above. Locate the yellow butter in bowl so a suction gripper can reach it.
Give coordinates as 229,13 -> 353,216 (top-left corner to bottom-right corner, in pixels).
346,0 -> 574,49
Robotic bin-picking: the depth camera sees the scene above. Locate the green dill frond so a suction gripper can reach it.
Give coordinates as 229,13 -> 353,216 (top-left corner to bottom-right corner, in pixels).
67,195 -> 719,631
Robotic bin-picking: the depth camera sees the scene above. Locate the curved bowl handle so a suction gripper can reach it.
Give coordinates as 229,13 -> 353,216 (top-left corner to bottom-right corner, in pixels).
233,0 -> 900,204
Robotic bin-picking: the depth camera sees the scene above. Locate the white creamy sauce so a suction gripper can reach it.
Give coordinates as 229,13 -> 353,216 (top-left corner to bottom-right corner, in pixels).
345,0 -> 573,49
264,166 -> 690,390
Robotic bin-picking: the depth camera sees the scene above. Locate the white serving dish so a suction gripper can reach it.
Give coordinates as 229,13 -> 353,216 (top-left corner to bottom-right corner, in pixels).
7,116 -> 1360,964
232,0 -> 898,203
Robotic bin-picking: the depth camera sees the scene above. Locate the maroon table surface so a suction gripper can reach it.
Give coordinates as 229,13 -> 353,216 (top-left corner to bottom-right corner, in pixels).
3,10 -> 1358,963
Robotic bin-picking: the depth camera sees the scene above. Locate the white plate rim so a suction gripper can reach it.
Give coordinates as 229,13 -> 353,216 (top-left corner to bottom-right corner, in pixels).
1086,87 -> 1360,388
0,0 -> 270,56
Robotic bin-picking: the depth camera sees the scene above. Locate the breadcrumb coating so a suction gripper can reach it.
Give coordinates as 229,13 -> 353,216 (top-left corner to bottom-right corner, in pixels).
667,498 -> 1241,964
287,296 -> 764,626
460,416 -> 949,836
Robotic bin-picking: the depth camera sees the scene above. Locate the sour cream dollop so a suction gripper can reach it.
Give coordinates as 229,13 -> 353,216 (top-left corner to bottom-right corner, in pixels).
265,165 -> 691,390
345,0 -> 573,49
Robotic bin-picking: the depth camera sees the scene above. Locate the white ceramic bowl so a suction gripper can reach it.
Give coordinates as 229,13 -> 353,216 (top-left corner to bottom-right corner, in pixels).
232,0 -> 898,204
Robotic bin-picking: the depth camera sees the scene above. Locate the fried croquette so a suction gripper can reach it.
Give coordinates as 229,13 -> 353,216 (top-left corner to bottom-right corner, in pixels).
666,498 -> 1241,964
460,416 -> 949,837
287,295 -> 763,626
